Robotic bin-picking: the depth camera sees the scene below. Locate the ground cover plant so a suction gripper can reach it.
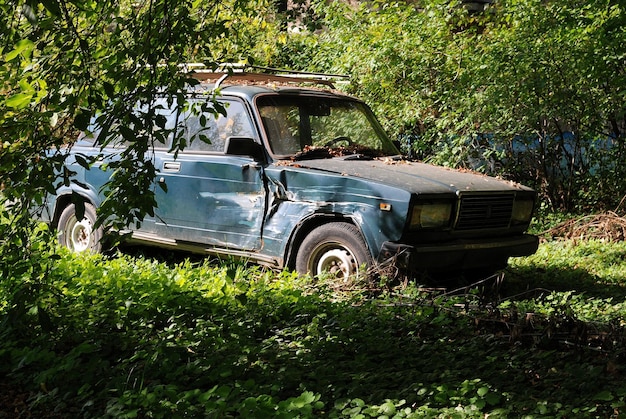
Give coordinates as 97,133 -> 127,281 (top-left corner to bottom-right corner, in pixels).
1,229 -> 626,417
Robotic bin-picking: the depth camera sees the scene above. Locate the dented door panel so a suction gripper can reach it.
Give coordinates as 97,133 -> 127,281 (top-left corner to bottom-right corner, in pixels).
152,153 -> 265,250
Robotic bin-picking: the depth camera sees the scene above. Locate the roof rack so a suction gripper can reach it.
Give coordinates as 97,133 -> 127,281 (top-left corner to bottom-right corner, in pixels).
179,63 -> 350,89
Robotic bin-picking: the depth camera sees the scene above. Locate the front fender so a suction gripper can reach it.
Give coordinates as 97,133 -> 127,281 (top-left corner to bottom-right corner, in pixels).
262,166 -> 411,266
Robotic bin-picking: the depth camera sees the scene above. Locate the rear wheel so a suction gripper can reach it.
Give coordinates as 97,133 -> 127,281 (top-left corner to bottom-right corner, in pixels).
295,222 -> 372,279
57,203 -> 103,253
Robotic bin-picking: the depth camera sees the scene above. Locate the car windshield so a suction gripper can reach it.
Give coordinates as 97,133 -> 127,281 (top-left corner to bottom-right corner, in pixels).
257,95 -> 399,159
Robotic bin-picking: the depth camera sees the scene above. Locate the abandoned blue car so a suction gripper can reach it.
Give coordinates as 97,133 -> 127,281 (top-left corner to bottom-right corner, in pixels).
41,69 -> 538,279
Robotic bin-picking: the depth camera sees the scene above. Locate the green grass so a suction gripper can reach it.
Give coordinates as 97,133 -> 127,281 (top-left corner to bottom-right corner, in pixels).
1,239 -> 626,417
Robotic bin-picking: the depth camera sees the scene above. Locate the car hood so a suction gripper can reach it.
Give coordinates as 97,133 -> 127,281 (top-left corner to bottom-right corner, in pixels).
281,158 -> 532,195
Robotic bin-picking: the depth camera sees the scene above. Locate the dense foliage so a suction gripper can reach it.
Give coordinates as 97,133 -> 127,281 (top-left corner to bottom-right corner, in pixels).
2,237 -> 626,417
0,0 -> 260,332
265,0 -> 626,213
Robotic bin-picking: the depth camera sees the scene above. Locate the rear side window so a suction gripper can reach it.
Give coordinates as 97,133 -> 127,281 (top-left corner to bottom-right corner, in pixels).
180,99 -> 255,153
87,98 -> 179,150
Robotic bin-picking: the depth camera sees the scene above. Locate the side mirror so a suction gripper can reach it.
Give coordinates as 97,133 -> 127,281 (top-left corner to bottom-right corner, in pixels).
225,137 -> 266,161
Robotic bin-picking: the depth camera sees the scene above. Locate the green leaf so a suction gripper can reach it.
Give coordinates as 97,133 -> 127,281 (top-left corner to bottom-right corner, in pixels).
74,111 -> 92,131
379,400 -> 397,415
594,390 -> 614,402
103,82 -> 115,98
477,386 -> 489,397
74,154 -> 91,170
18,79 -> 34,93
40,0 -> 62,16
5,93 -> 34,109
4,39 -> 34,61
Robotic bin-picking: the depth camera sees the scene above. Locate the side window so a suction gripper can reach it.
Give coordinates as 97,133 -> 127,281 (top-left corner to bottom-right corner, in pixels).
182,99 -> 255,153
84,98 -> 255,153
152,99 -> 179,149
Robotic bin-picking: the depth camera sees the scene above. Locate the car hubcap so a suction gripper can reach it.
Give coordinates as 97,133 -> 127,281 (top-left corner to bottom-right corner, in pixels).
69,217 -> 92,252
315,248 -> 357,278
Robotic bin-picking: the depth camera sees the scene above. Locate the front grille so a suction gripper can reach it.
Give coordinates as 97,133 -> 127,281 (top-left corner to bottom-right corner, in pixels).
455,194 -> 514,230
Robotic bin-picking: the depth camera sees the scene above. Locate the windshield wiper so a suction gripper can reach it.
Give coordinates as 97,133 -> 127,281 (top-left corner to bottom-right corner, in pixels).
384,154 -> 404,161
293,147 -> 333,161
341,153 -> 374,161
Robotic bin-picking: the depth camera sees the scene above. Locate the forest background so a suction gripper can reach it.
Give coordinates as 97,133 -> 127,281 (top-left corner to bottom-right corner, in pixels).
2,0 -> 626,416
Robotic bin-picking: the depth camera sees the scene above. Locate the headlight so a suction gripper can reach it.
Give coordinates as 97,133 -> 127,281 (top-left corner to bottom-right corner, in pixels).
409,202 -> 452,229
511,198 -> 534,225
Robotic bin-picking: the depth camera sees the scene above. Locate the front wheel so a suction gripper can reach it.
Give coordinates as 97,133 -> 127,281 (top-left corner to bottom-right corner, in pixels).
57,203 -> 103,253
295,222 -> 372,279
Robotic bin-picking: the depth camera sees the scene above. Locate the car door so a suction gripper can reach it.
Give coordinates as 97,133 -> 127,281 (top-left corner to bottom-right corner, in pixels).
152,97 -> 266,250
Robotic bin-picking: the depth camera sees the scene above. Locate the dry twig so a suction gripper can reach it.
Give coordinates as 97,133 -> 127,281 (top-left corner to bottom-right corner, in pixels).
542,211 -> 626,242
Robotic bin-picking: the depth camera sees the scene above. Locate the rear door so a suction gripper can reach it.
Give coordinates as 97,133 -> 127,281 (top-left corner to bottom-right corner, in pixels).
152,97 -> 266,250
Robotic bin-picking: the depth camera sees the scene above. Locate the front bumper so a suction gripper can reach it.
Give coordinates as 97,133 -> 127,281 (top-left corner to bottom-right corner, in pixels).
378,234 -> 539,272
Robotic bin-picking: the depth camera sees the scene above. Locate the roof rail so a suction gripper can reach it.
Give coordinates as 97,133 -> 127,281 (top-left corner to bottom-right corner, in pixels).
179,63 -> 350,89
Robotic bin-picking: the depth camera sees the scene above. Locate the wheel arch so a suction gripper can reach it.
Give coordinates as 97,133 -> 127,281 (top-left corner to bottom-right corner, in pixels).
51,190 -> 98,229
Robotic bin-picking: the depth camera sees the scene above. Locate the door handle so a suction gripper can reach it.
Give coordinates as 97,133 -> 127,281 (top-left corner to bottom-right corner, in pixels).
163,161 -> 181,172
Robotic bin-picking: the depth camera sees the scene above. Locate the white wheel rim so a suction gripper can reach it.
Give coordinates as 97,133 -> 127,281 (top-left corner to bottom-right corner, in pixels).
315,248 -> 357,278
69,217 -> 93,252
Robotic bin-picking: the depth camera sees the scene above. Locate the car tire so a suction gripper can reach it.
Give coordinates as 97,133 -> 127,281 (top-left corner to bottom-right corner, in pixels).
295,222 -> 372,279
57,202 -> 103,253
